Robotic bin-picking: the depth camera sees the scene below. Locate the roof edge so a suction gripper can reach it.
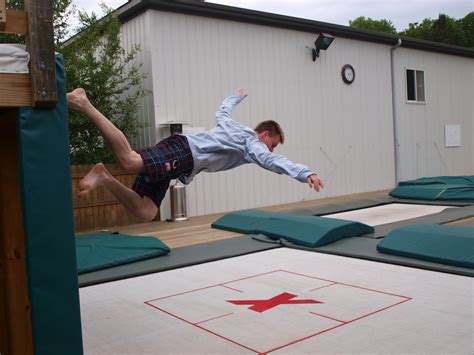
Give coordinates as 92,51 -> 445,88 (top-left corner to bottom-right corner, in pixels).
117,0 -> 474,58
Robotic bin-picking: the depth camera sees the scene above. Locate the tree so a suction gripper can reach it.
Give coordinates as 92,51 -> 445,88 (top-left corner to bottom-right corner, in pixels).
432,14 -> 466,46
399,18 -> 433,41
1,1 -> 149,164
57,4 -> 149,164
349,13 -> 473,48
52,0 -> 76,45
349,16 -> 397,34
459,12 -> 474,48
399,13 -> 471,47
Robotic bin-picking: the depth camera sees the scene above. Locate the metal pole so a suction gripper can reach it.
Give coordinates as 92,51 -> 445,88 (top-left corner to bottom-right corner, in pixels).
390,38 -> 402,184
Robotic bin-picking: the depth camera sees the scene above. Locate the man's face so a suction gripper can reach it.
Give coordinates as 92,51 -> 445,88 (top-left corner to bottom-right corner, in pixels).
260,131 -> 281,152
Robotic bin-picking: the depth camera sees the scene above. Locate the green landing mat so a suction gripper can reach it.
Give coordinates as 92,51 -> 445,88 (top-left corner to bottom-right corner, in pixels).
389,176 -> 474,202
78,236 -> 281,287
377,224 -> 474,269
76,232 -> 170,274
212,210 -> 374,248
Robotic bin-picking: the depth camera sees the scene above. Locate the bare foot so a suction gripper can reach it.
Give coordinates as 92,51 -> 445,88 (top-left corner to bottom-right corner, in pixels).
67,88 -> 91,112
78,163 -> 110,197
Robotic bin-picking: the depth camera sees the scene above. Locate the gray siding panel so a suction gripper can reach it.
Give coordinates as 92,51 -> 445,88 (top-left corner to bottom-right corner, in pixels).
394,48 -> 474,182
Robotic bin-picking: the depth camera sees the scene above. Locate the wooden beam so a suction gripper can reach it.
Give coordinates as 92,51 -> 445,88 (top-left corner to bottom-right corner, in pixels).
0,73 -> 33,107
0,0 -> 6,32
0,0 -> 28,36
25,0 -> 57,107
3,10 -> 28,35
0,112 -> 34,355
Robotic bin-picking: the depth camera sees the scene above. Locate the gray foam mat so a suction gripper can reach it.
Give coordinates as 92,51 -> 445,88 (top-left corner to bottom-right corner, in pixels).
285,198 -> 474,238
79,196 -> 473,287
251,235 -> 474,277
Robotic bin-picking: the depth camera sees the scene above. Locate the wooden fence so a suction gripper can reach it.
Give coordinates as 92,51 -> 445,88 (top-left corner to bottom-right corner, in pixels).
71,164 -> 160,231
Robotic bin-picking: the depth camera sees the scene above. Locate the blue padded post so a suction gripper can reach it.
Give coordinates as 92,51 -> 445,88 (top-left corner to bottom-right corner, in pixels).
17,54 -> 83,355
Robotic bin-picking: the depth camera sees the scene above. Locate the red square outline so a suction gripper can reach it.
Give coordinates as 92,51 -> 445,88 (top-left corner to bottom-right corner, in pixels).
145,270 -> 412,354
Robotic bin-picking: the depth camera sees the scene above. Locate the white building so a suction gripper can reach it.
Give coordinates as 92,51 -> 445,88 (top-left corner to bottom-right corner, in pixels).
115,0 -> 474,219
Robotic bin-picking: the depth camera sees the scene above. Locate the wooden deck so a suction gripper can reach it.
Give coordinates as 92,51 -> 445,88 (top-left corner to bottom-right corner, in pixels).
79,190 -> 392,248
78,189 -> 474,249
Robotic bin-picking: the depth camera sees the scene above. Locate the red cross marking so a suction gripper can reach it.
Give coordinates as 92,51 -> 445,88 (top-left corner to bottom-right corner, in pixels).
226,292 -> 323,313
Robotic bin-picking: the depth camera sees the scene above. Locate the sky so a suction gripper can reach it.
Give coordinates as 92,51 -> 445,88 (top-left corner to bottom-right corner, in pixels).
72,0 -> 472,32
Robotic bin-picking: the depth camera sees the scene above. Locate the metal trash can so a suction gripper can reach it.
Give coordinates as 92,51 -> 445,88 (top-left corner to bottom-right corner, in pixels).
169,180 -> 188,221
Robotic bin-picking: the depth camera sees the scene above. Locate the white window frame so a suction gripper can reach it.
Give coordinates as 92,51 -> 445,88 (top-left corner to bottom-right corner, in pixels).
405,68 -> 426,104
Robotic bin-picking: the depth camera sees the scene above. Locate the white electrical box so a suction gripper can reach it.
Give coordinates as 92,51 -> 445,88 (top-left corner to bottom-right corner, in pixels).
445,125 -> 461,147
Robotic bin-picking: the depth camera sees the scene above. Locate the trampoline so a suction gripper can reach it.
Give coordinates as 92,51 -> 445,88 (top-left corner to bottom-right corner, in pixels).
323,203 -> 455,226
79,189 -> 473,354
80,248 -> 472,354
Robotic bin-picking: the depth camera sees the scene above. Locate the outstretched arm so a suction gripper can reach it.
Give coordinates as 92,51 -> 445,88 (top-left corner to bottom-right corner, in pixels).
246,143 -> 324,192
215,88 -> 247,124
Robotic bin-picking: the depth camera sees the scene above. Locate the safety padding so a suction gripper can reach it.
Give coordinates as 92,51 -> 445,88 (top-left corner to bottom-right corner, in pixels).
212,210 -> 274,234
212,210 -> 374,247
77,232 -> 170,274
377,224 -> 474,268
17,55 -> 83,355
389,176 -> 474,202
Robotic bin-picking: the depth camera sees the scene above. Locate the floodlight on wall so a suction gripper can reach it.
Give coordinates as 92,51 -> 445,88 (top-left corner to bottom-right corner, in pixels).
306,33 -> 334,61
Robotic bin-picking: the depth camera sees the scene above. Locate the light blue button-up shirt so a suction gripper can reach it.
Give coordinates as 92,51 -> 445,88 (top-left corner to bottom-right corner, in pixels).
181,92 -> 314,184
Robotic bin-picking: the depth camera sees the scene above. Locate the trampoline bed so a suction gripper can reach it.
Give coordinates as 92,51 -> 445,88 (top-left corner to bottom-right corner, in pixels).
80,248 -> 472,354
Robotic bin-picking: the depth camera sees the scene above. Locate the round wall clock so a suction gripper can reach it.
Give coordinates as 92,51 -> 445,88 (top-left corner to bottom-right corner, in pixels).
341,64 -> 355,84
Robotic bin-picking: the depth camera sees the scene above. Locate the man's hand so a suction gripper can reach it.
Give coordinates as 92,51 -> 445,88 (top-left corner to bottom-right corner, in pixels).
307,174 -> 324,192
235,88 -> 247,99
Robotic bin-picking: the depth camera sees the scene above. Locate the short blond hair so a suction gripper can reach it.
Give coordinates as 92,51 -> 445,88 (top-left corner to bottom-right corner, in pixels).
254,120 -> 285,144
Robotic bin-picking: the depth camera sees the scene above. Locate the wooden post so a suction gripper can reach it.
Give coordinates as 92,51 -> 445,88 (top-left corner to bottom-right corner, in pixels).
24,0 -> 57,107
0,0 -> 6,31
0,111 -> 34,355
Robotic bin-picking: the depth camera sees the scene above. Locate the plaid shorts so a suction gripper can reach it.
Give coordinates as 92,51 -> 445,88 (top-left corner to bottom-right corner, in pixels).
132,135 -> 194,207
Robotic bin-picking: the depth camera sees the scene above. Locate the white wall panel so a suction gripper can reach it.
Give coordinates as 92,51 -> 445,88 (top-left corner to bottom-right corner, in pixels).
393,48 -> 474,182
122,11 -> 399,219
120,12 -> 156,149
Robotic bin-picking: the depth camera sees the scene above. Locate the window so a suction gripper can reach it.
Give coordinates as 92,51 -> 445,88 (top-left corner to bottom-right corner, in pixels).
406,69 -> 425,103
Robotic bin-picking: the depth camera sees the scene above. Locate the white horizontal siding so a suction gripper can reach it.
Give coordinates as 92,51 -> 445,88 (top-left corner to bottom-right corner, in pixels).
122,11 -> 398,219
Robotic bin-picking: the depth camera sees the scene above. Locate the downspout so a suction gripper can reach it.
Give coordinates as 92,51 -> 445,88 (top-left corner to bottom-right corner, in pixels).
390,38 -> 402,184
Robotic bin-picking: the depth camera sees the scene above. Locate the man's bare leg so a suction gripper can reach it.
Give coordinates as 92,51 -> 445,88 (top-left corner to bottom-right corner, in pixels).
68,88 -> 156,220
67,88 -> 144,173
79,163 -> 158,221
